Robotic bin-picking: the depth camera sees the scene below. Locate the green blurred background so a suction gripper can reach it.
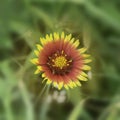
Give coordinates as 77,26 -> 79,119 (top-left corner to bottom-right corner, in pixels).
0,0 -> 120,120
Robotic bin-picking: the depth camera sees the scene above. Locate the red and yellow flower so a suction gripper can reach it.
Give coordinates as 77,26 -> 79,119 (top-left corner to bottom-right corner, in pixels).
31,32 -> 91,90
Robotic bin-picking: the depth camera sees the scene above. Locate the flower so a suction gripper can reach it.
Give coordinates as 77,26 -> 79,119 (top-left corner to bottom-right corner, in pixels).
31,32 -> 92,90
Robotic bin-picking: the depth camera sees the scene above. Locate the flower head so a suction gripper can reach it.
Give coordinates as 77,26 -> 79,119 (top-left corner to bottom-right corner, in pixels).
31,32 -> 92,90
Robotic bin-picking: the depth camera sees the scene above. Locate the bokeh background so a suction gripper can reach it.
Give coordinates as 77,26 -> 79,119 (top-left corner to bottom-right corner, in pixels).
0,0 -> 120,120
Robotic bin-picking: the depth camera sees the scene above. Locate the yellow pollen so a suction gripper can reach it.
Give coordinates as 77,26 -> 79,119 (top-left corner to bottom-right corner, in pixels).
53,56 -> 67,69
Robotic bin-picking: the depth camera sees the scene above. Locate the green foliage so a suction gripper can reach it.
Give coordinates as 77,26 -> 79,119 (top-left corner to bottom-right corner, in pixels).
0,0 -> 120,120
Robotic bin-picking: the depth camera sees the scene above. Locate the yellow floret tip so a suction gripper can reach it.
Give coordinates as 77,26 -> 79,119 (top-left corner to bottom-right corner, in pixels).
34,50 -> 39,57
75,81 -> 81,86
79,48 -> 87,54
36,44 -> 43,51
30,58 -> 39,64
54,32 -> 59,40
58,82 -> 63,90
82,65 -> 91,70
73,39 -> 80,48
83,59 -> 92,63
61,32 -> 65,39
40,37 -> 47,45
77,75 -> 88,81
64,84 -> 69,90
46,79 -> 52,84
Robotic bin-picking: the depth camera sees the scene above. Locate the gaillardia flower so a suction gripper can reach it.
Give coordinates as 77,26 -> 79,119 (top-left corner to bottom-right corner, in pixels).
31,32 -> 91,90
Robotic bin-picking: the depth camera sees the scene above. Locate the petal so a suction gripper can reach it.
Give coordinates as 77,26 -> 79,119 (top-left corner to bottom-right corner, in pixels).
34,50 -> 39,57
77,75 -> 88,81
79,48 -> 87,54
30,58 -> 39,64
64,34 -> 72,42
73,39 -> 80,48
64,84 -> 69,90
34,69 -> 40,74
82,54 -> 91,58
46,34 -> 53,42
46,79 -> 52,84
41,73 -> 46,78
80,71 -> 88,77
58,82 -> 63,90
53,82 -> 58,87
67,81 -> 74,88
75,80 -> 81,86
36,44 -> 43,51
49,34 -> 53,41
70,38 -> 75,44
61,32 -> 65,39
40,37 -> 47,45
71,81 -> 77,87
54,32 -> 59,40
83,59 -> 92,63
34,66 -> 42,74
82,65 -> 91,70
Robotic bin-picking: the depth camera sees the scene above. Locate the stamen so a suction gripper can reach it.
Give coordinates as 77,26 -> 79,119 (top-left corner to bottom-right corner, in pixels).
67,64 -> 69,66
68,59 -> 72,62
49,57 -> 51,59
61,50 -> 64,54
52,59 -> 55,62
52,70 -> 55,74
55,53 -> 57,57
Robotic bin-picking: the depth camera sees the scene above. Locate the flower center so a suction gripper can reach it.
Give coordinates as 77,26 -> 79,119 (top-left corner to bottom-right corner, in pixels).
53,56 -> 67,69
47,50 -> 73,75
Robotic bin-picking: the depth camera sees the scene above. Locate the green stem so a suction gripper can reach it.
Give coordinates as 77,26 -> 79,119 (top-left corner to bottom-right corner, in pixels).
19,80 -> 34,120
4,99 -> 14,120
35,84 -> 47,106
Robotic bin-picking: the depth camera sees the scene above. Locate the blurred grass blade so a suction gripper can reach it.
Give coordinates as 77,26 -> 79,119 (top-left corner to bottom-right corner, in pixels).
68,99 -> 85,120
83,1 -> 120,32
19,80 -> 34,120
31,6 -> 53,29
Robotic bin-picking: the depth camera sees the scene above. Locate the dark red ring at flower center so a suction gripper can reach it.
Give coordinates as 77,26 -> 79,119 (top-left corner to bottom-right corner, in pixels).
47,50 -> 73,75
